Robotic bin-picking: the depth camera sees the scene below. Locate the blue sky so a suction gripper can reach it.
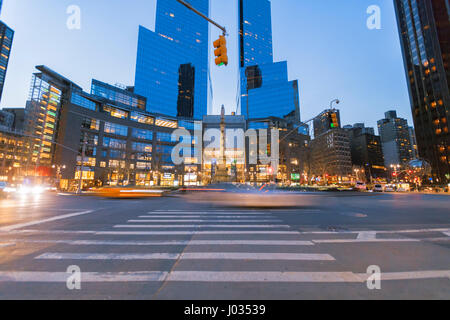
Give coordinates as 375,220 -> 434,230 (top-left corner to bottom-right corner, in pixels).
0,0 -> 413,130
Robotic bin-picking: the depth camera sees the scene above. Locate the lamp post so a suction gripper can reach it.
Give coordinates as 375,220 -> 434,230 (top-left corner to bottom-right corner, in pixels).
329,99 -> 340,110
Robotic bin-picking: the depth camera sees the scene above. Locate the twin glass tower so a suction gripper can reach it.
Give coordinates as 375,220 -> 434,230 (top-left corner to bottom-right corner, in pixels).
134,0 -> 300,122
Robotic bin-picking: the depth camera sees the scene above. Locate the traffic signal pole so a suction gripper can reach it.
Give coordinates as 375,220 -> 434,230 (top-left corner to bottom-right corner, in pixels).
176,0 -> 228,66
176,0 -> 227,36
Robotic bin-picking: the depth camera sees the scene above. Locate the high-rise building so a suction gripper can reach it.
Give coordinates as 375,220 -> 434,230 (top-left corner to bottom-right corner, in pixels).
345,124 -> 386,181
394,0 -> 450,182
134,0 -> 210,120
239,0 -> 300,121
0,20 -> 13,102
309,129 -> 352,181
24,66 -> 82,176
377,110 -> 414,168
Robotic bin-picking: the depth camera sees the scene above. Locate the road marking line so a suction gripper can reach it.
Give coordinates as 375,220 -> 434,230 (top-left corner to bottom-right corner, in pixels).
356,270 -> 450,281
130,219 -> 283,223
166,271 -> 358,282
0,271 -> 168,282
114,224 -> 291,229
424,237 -> 450,242
178,253 -> 335,261
1,270 -> 448,283
7,239 -> 314,246
105,230 -> 296,235
293,228 -> 450,235
443,231 -> 450,237
138,215 -> 276,219
35,252 -> 334,261
357,231 -> 377,240
313,239 -> 420,244
0,243 -> 15,248
0,210 -> 95,232
96,230 -> 297,235
3,230 -> 299,236
2,230 -> 98,235
149,212 -> 271,215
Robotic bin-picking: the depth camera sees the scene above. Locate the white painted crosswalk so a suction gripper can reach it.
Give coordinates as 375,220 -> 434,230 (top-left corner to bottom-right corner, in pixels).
1,209 -> 450,289
114,224 -> 291,229
35,252 -> 335,261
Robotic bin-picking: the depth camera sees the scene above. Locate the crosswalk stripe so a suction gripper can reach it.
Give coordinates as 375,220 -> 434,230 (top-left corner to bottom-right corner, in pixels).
313,239 -> 420,244
97,230 -> 298,235
138,215 -> 276,219
0,243 -> 15,248
129,220 -> 283,223
114,224 -> 291,229
0,210 -> 95,232
0,271 -> 168,282
35,252 -> 335,261
357,232 -> 377,240
6,239 -> 314,246
2,270 -> 448,283
149,212 -> 271,215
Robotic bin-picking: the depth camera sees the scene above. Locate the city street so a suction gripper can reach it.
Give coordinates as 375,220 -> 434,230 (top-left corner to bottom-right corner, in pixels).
0,192 -> 449,299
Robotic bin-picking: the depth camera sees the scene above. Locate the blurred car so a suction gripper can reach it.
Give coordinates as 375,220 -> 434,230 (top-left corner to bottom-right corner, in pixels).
355,181 -> 367,191
0,181 -> 18,198
373,184 -> 384,192
384,185 -> 396,192
18,184 -> 46,196
91,187 -> 167,198
182,183 -> 320,208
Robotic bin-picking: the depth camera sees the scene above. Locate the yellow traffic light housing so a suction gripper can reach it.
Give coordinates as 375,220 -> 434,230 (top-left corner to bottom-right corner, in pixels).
330,112 -> 339,129
214,35 -> 228,66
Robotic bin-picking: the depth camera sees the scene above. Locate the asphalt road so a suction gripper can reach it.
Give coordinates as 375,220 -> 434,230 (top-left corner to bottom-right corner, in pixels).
0,191 -> 449,300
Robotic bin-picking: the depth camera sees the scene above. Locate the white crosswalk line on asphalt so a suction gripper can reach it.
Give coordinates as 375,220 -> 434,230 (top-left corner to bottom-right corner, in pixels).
443,231 -> 450,237
356,231 -> 377,240
313,239 -> 420,244
5,239 -> 315,246
1,270 -> 449,283
0,243 -> 15,248
97,230 -> 299,235
127,217 -> 283,223
35,252 -> 335,261
149,212 -> 271,215
0,210 -> 95,232
138,215 -> 277,219
128,220 -> 284,223
114,224 -> 291,229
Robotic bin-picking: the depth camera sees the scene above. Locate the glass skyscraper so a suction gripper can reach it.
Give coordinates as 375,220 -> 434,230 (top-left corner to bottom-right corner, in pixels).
0,20 -> 13,103
134,0 -> 210,120
394,0 -> 450,182
239,0 -> 300,121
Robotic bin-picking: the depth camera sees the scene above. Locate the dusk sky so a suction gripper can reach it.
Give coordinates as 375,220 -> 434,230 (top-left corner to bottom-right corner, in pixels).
0,0 -> 413,130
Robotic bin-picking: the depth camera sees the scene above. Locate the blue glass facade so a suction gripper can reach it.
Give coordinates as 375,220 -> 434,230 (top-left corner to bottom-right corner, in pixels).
239,0 -> 300,121
134,0 -> 210,120
0,20 -> 13,102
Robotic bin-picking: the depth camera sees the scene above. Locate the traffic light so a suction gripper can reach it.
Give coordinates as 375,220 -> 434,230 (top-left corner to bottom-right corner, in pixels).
213,35 -> 228,66
329,112 -> 339,129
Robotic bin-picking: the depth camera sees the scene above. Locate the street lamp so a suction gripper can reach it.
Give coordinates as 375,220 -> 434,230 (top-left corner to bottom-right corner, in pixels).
330,99 -> 340,110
